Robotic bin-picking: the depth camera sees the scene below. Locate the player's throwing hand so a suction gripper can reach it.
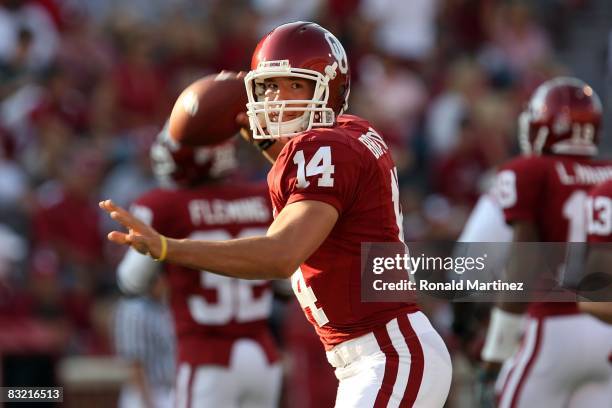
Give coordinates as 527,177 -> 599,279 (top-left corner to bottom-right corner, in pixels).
99,200 -> 165,260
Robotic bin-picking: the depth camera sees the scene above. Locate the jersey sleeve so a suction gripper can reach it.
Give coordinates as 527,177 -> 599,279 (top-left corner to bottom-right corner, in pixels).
458,193 -> 513,242
586,181 -> 612,243
115,192 -> 163,294
274,140 -> 362,215
493,157 -> 546,224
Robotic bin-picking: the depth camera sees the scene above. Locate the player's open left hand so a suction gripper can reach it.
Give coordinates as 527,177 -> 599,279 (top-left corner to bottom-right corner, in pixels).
99,199 -> 163,259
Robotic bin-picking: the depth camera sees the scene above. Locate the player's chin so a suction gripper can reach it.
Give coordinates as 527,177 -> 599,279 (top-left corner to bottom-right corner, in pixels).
270,112 -> 301,121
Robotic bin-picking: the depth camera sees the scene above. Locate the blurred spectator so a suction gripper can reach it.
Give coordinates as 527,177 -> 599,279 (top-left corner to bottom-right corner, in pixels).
110,31 -> 167,131
211,6 -> 260,71
488,2 -> 552,78
157,16 -> 217,89
421,194 -> 469,239
360,0 -> 439,63
72,0 -> 186,26
607,28 -> 612,77
27,254 -> 73,337
54,9 -> 114,94
107,0 -> 172,25
439,0 -> 496,55
0,81 -> 43,150
431,115 -> 489,206
100,126 -> 158,213
24,108 -> 75,183
7,64 -> 90,182
0,26 -> 35,96
531,0 -> 590,50
355,55 -> 428,146
429,86 -> 515,201
0,223 -> 26,283
322,0 -> 360,23
251,0 -> 322,36
470,91 -> 515,166
352,55 -> 428,173
31,142 -> 108,291
0,126 -> 28,211
426,58 -> 488,157
0,0 -> 59,73
30,65 -> 90,135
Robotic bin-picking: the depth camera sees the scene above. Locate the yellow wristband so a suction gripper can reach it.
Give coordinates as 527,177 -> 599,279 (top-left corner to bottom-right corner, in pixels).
154,235 -> 168,262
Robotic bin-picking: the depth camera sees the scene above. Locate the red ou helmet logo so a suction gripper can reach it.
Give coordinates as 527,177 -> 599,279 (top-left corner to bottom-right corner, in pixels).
324,32 -> 348,75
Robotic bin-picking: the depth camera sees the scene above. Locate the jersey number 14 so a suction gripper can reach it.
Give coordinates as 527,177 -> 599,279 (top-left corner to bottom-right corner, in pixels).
290,146 -> 405,327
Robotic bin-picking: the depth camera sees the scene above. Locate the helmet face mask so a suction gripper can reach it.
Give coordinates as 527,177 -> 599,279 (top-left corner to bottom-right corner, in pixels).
518,77 -> 602,156
244,22 -> 350,139
246,60 -> 335,139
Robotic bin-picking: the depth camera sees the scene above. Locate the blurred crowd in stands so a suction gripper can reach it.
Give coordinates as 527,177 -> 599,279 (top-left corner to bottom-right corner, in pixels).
0,0 -> 594,404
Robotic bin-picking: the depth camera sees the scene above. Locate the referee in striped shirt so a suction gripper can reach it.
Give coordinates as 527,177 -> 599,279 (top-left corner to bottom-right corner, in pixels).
114,274 -> 175,408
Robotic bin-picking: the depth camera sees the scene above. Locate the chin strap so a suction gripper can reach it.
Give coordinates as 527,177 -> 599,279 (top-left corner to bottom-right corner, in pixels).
265,113 -> 309,137
256,139 -> 277,151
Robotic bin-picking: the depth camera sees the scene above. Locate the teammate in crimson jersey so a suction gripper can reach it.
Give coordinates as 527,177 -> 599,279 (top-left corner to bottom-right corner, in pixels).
579,181 -> 612,324
483,77 -> 612,407
103,22 -> 452,407
115,127 -> 281,408
586,179 -> 612,244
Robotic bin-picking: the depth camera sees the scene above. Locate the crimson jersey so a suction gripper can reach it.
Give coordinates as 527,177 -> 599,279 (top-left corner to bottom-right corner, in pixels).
132,183 -> 279,366
586,180 -> 612,243
495,154 -> 612,316
268,114 -> 418,350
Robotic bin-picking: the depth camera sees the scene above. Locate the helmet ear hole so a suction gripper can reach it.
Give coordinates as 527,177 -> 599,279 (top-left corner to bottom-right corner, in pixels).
339,84 -> 348,102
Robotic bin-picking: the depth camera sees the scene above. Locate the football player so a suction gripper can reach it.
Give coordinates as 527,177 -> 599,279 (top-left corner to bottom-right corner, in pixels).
116,126 -> 282,408
454,187 -> 515,407
580,180 -> 612,325
578,180 -> 612,326
483,77 -> 612,407
102,22 -> 452,407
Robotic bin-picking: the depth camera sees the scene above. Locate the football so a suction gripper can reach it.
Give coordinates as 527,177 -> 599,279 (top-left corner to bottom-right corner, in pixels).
168,71 -> 248,146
